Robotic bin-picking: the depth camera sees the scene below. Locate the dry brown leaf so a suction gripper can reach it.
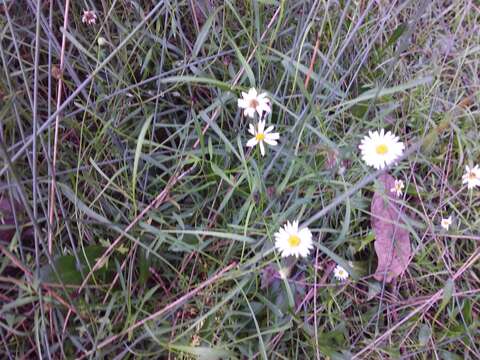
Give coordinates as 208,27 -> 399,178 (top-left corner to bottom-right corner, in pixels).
457,95 -> 473,109
371,173 -> 411,282
51,65 -> 62,80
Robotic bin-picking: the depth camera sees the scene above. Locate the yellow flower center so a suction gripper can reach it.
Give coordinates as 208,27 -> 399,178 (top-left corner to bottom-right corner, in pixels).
468,171 -> 477,180
287,234 -> 301,247
249,99 -> 259,108
375,144 -> 388,155
256,133 -> 265,141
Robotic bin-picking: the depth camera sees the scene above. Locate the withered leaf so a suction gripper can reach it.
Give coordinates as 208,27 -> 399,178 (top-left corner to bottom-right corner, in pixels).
371,173 -> 411,282
51,65 -> 62,80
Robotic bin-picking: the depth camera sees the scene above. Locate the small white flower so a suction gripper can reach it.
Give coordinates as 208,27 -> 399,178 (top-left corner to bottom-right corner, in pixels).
274,220 -> 313,258
97,37 -> 108,46
333,264 -> 349,281
462,165 -> 480,190
82,10 -> 97,25
440,216 -> 452,231
390,179 -> 404,197
246,120 -> 279,156
237,88 -> 271,118
359,129 -> 405,169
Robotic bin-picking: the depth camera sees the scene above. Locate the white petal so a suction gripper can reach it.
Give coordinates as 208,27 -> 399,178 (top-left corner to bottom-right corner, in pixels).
246,138 -> 258,147
275,228 -> 287,239
259,141 -> 265,156
285,221 -> 292,233
264,125 -> 274,133
291,220 -> 299,232
298,227 -> 312,240
299,247 -> 310,258
266,132 -> 280,140
245,108 -> 256,118
258,103 -> 271,114
248,123 -> 256,136
238,98 -> 248,109
263,138 -> 277,146
258,120 -> 265,134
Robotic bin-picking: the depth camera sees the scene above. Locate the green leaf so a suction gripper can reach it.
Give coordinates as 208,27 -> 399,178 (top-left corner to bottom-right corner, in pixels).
418,324 -> 431,345
192,7 -> 222,58
462,299 -> 473,325
227,35 -> 255,86
39,245 -> 109,285
439,351 -> 463,360
385,24 -> 407,49
60,27 -> 96,62
357,231 -> 376,252
350,102 -> 369,118
0,296 -> 38,316
337,76 -> 433,110
199,111 -> 241,160
132,114 -> 154,207
436,278 -> 454,318
431,278 -> 455,336
140,223 -> 255,243
211,162 -> 234,186
420,128 -> 439,155
421,116 -> 451,154
158,75 -> 232,90
274,49 -> 342,96
169,344 -> 233,360
317,329 -> 347,358
141,47 -> 154,75
58,183 -> 110,224
138,249 -> 149,286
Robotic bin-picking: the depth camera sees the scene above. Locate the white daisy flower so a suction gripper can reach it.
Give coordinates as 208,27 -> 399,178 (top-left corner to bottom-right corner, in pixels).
462,165 -> 480,190
246,120 -> 279,156
237,88 -> 271,118
333,264 -> 349,281
390,179 -> 404,197
82,10 -> 97,25
440,216 -> 452,231
359,129 -> 405,169
274,220 -> 313,258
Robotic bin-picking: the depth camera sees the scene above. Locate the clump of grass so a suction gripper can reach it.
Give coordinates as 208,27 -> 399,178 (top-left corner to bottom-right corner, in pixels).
1,1 -> 479,359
